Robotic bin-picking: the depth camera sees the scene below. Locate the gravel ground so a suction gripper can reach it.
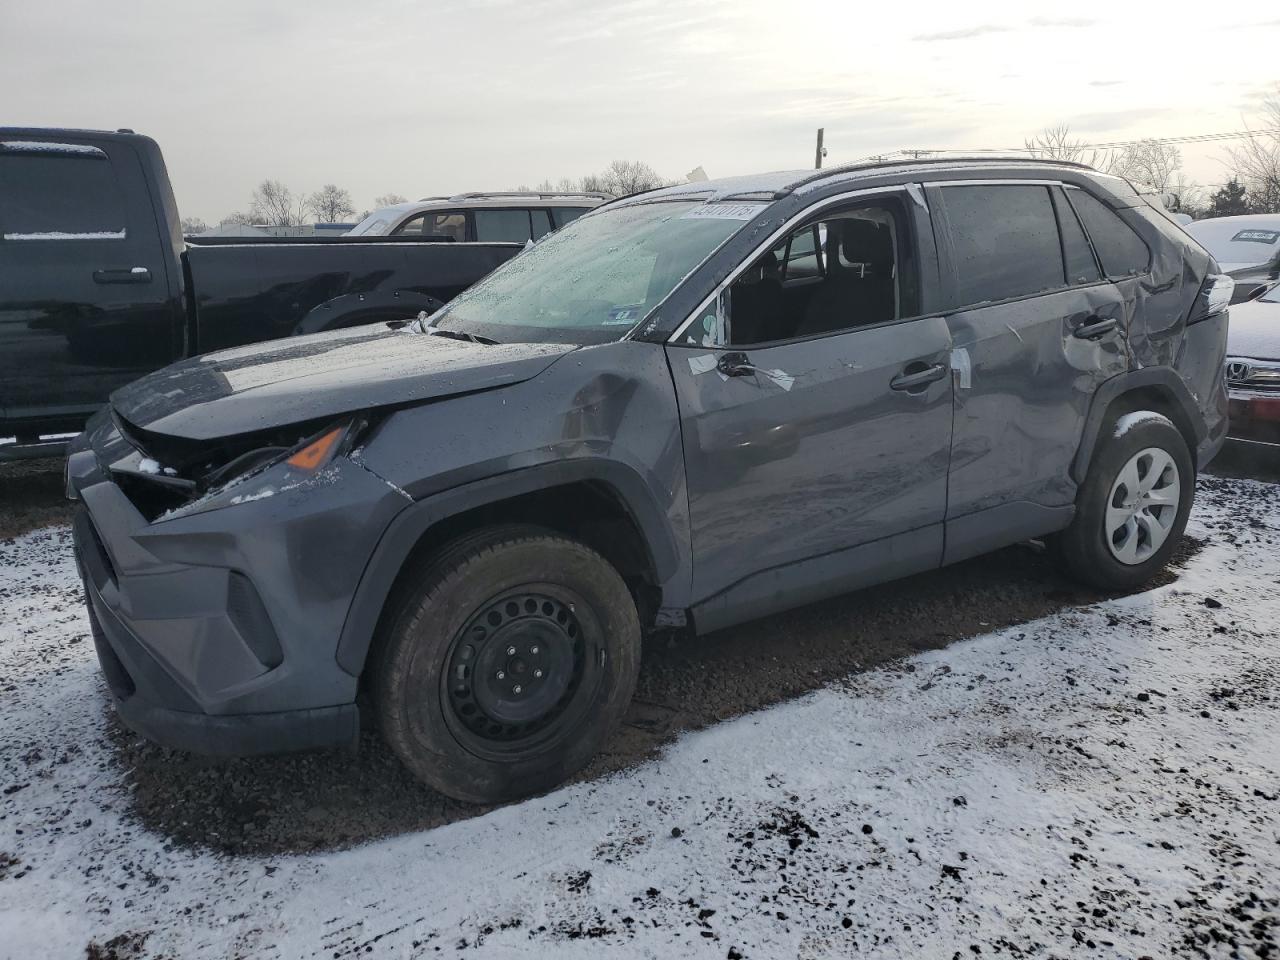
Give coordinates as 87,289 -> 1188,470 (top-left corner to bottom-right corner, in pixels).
1,459 -> 1202,855
1,470 -> 1277,958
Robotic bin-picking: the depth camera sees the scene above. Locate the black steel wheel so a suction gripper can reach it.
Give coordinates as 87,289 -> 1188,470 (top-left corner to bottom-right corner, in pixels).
370,525 -> 640,804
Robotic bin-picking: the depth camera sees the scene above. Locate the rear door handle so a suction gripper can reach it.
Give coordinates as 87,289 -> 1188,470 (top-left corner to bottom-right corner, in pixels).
93,267 -> 152,284
890,362 -> 948,392
1072,316 -> 1119,340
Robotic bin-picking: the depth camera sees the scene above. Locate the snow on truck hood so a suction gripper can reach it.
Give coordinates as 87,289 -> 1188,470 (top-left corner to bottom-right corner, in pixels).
109,324 -> 574,441
1227,296 -> 1280,361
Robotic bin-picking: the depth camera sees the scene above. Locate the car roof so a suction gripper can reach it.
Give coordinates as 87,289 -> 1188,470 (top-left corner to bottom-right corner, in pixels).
1187,213 -> 1280,228
609,155 -> 1103,207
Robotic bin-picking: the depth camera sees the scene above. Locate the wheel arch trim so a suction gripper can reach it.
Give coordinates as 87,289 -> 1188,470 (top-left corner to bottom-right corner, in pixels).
1071,368 -> 1207,485
335,458 -> 680,677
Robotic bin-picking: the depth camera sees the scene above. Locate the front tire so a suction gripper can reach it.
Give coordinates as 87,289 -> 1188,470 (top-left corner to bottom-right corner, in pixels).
1054,412 -> 1194,590
371,525 -> 640,804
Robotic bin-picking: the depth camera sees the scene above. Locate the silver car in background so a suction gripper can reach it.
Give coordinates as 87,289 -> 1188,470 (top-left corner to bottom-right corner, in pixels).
1185,214 -> 1280,287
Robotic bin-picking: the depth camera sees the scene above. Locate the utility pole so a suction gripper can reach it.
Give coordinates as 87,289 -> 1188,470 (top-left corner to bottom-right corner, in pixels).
814,128 -> 825,169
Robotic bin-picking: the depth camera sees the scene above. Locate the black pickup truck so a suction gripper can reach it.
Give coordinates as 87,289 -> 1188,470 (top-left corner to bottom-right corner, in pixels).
0,128 -> 521,459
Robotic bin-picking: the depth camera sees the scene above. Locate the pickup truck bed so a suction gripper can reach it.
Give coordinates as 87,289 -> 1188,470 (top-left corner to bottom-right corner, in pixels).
0,129 -> 520,458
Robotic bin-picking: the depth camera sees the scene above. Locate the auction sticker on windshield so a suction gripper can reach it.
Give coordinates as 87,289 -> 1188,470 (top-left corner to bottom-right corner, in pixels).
1232,229 -> 1280,244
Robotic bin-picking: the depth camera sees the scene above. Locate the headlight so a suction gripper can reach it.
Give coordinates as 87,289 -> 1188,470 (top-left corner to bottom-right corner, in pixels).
155,419 -> 363,522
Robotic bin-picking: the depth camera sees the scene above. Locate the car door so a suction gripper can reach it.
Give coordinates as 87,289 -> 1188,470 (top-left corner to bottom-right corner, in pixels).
927,180 -> 1131,562
665,189 -> 954,631
0,136 -> 178,422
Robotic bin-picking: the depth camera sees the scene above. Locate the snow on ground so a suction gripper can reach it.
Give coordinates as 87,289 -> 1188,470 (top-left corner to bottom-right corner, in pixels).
1,478 -> 1278,959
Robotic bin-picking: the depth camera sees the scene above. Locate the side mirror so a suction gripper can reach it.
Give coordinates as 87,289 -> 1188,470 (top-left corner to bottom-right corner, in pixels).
1231,282 -> 1270,306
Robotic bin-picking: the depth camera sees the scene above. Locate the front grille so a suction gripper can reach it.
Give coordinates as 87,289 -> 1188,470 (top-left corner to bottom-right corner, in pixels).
1226,358 -> 1280,390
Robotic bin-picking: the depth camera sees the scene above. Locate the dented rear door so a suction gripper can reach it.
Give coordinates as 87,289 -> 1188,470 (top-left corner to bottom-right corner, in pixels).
928,181 -> 1129,531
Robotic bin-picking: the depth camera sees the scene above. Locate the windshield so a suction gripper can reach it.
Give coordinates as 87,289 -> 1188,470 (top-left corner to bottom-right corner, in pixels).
347,213 -> 394,236
430,200 -> 761,344
1186,219 -> 1280,267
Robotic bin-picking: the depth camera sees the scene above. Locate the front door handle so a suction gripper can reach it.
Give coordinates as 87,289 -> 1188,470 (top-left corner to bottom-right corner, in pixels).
1072,316 -> 1119,340
93,267 -> 152,284
717,351 -> 756,377
890,362 -> 947,392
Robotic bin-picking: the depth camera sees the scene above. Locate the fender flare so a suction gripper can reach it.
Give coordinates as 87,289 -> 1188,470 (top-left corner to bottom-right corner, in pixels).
335,458 -> 682,676
1070,368 -> 1206,485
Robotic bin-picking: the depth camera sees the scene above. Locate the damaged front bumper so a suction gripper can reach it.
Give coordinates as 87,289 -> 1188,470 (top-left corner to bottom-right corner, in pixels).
66,412 -> 411,757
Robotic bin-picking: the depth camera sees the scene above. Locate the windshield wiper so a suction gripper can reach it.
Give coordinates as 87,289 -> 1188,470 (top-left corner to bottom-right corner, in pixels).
427,327 -> 502,346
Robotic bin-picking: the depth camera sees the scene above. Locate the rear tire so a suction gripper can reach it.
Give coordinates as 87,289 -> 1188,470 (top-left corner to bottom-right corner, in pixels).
1053,412 -> 1194,590
370,525 -> 640,804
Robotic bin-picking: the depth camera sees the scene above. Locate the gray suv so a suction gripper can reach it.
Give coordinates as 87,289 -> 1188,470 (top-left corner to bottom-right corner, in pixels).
68,158 -> 1231,803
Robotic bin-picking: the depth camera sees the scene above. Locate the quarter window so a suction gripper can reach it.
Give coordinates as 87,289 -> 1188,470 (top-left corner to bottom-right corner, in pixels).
0,151 -> 127,239
474,209 -> 532,243
1065,188 -> 1150,278
551,207 -> 590,228
941,184 -> 1064,307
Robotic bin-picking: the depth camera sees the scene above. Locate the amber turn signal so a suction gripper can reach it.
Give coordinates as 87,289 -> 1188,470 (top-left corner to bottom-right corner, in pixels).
286,427 -> 344,471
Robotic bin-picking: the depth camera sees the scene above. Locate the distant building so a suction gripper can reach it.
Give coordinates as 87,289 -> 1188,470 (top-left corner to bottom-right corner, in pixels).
195,222 -> 356,238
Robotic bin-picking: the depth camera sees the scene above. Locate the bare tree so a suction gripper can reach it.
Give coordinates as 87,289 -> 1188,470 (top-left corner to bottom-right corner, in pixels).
1024,124 -> 1090,162
309,184 -> 356,223
220,211 -> 255,226
596,160 -> 667,195
1166,171 -> 1207,217
250,179 -> 310,226
1113,139 -> 1182,193
1024,123 -> 1125,175
373,193 -> 407,208
180,216 -> 208,235
1226,86 -> 1280,213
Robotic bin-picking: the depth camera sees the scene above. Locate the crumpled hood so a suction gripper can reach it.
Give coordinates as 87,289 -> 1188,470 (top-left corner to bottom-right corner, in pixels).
1227,298 -> 1280,361
110,324 -> 574,440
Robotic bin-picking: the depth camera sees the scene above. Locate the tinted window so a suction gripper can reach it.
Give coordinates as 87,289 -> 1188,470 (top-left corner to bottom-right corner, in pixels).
942,185 -> 1064,306
474,209 -> 532,243
1066,188 -> 1150,278
1052,189 -> 1102,285
531,209 -> 553,240
551,207 -> 589,228
394,211 -> 465,241
0,152 -> 127,239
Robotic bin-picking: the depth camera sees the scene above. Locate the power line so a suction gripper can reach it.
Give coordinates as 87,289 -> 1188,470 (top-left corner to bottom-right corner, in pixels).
857,127 -> 1280,162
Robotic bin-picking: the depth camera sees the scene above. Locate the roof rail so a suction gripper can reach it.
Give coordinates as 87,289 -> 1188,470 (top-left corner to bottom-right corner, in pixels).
415,191 -> 614,203
780,153 -> 1097,196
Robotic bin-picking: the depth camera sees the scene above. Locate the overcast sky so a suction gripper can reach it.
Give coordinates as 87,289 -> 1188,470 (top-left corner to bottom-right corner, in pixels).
3,0 -> 1276,223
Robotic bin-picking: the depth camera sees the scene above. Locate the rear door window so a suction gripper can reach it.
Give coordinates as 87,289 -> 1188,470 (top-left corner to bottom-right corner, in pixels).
474,209 -> 532,243
531,209 -> 553,240
0,147 -> 127,239
1065,187 -> 1150,278
940,184 -> 1064,307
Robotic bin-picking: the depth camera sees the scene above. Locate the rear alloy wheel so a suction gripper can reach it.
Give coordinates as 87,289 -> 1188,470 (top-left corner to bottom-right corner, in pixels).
371,525 -> 640,804
1053,412 -> 1194,590
1103,447 -> 1181,565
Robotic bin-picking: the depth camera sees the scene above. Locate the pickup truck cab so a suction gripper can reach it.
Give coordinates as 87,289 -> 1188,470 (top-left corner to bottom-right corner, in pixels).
68,157 -> 1230,804
0,129 -> 520,458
